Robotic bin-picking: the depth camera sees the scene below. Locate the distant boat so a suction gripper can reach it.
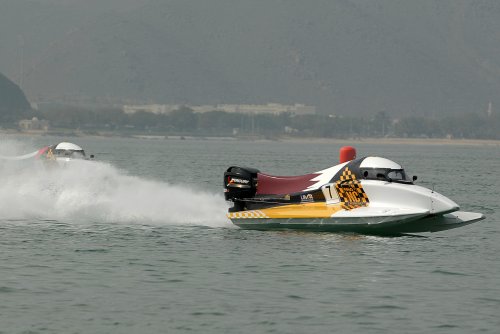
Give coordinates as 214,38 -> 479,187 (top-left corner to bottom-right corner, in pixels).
1,142 -> 94,164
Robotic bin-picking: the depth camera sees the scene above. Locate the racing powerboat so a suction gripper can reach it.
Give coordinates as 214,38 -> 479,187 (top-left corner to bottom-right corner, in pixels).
1,142 -> 93,164
36,142 -> 92,162
223,147 -> 485,234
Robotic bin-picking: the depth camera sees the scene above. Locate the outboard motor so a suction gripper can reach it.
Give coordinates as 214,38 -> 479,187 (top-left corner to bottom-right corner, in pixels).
224,166 -> 259,211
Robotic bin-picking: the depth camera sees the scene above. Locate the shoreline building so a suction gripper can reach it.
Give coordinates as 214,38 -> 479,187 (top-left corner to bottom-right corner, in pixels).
123,104 -> 179,115
123,103 -> 315,116
191,103 -> 315,115
18,117 -> 49,132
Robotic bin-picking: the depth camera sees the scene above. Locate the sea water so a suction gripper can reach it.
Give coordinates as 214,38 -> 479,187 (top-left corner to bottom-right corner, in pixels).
0,135 -> 499,333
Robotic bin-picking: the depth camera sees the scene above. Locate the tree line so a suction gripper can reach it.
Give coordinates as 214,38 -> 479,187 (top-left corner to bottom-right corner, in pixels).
9,105 -> 500,140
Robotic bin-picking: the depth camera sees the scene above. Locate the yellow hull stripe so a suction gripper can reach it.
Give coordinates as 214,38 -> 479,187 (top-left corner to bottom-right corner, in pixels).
228,202 -> 344,219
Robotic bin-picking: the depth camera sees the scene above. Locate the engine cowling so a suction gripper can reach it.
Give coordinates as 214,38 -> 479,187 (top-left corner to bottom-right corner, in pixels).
224,166 -> 259,201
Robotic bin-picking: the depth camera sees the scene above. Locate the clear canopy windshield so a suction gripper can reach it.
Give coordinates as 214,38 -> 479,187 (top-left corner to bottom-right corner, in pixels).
54,149 -> 86,159
387,169 -> 407,181
361,168 -> 411,183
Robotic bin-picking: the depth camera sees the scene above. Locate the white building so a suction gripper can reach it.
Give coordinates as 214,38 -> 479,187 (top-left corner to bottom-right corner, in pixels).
123,103 -> 316,116
192,103 -> 316,115
18,117 -> 49,131
123,104 -> 181,115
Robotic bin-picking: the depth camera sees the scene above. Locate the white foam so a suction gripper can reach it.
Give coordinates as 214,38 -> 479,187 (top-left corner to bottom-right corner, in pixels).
0,141 -> 231,227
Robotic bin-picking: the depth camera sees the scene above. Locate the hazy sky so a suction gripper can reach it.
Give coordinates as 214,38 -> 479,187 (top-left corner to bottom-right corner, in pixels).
1,0 -> 499,115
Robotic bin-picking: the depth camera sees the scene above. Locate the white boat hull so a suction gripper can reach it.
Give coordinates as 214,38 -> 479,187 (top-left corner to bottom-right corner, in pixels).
230,211 -> 485,234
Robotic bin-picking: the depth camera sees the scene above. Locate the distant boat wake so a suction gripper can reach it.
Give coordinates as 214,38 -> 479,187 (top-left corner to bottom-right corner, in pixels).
0,144 -> 230,227
0,150 -> 39,160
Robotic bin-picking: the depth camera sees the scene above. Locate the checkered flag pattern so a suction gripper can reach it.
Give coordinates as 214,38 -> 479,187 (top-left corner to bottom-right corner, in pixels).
335,167 -> 369,210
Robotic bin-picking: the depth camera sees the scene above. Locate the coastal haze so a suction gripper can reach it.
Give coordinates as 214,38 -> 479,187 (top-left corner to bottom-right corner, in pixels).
2,0 -> 500,115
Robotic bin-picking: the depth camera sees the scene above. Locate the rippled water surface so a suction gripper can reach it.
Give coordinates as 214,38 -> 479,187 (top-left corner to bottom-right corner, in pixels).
1,136 -> 499,333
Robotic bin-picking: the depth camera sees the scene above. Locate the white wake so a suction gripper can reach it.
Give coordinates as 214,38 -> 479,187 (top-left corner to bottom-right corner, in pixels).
0,140 -> 230,227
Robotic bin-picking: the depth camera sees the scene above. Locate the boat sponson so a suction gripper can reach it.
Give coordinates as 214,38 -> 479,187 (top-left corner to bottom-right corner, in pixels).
228,211 -> 485,234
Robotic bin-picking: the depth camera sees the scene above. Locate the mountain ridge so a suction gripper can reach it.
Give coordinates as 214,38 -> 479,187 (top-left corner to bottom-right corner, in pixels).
1,0 -> 499,115
0,72 -> 31,122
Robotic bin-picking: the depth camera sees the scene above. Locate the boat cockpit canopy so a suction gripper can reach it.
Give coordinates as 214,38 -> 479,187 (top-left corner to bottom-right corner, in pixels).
51,142 -> 87,159
359,157 -> 413,184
